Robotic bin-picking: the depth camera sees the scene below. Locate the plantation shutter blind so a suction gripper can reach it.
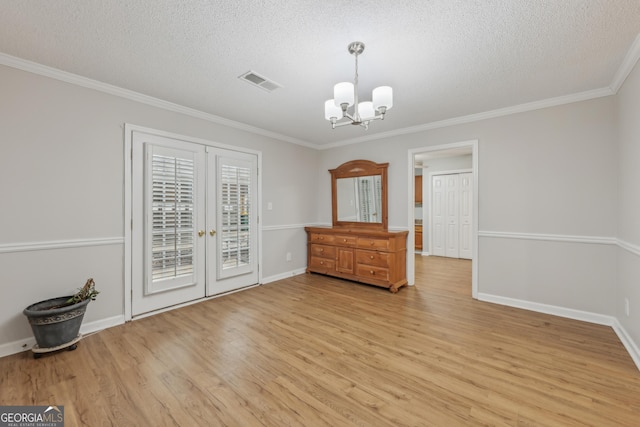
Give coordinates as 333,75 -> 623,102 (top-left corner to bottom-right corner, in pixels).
217,156 -> 255,279
145,145 -> 199,294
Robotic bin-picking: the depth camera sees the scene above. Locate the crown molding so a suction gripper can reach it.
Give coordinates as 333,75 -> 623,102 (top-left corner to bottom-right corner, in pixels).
0,52 -> 317,149
319,87 -> 614,150
319,32 -> 640,149
3,29 -> 639,151
610,33 -> 640,92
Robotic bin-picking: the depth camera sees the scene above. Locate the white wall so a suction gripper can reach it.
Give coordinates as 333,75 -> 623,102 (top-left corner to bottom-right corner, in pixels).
319,96 -> 619,316
616,57 -> 640,355
0,64 -> 319,352
421,154 -> 472,173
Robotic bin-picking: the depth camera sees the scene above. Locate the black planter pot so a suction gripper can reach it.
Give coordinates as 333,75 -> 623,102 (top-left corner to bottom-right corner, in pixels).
23,296 -> 90,350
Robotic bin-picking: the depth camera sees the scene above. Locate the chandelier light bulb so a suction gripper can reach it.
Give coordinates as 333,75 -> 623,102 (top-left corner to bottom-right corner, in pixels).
373,86 -> 393,112
334,82 -> 354,109
324,99 -> 342,120
358,101 -> 375,120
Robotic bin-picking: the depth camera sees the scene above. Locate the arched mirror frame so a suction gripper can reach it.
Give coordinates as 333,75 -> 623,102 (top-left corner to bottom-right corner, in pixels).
330,159 -> 389,231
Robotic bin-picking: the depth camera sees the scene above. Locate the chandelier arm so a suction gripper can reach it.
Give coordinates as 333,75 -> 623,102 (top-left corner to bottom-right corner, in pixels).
333,120 -> 355,128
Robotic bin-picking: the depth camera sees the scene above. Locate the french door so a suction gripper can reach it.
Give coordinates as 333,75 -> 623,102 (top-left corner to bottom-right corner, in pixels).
131,132 -> 258,316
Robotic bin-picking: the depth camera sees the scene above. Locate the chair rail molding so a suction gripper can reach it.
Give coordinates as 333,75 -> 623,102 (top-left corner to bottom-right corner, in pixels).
478,230 -> 617,246
0,237 -> 124,254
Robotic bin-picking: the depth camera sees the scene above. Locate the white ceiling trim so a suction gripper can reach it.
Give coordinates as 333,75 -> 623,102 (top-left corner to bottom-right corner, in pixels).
2,32 -> 639,152
0,52 -> 317,149
318,87 -> 615,150
610,33 -> 640,92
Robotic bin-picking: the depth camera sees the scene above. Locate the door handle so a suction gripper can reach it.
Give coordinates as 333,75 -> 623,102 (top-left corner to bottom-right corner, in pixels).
198,230 -> 205,237
209,229 -> 216,237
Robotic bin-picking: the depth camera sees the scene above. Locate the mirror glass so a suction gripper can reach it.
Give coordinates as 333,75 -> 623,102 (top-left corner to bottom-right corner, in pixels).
336,175 -> 383,223
330,159 -> 388,230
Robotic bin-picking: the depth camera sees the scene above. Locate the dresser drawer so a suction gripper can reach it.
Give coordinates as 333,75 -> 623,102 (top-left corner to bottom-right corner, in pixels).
311,244 -> 336,259
310,233 -> 335,244
335,235 -> 357,247
356,250 -> 389,267
357,237 -> 390,250
356,265 -> 390,281
309,256 -> 335,271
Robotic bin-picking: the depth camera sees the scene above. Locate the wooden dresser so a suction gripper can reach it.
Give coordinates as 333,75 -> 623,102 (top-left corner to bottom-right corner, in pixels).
305,226 -> 408,293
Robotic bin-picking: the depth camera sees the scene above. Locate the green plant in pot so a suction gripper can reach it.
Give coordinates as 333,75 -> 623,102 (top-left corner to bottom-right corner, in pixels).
23,278 -> 99,358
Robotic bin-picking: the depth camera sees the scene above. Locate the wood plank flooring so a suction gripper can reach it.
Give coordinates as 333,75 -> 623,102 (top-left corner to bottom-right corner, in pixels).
2,256 -> 639,426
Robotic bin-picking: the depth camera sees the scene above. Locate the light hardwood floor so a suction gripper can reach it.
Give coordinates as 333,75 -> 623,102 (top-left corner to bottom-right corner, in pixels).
2,256 -> 639,426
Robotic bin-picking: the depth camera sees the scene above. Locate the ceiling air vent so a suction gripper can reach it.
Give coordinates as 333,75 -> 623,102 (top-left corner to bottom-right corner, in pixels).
238,70 -> 282,92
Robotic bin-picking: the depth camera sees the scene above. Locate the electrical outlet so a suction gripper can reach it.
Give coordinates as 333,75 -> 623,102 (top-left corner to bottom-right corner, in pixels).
625,298 -> 630,317
286,252 -> 292,262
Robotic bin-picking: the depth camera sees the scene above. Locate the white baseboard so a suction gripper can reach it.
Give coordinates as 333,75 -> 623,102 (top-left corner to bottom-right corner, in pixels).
262,268 -> 307,284
478,293 -> 615,325
611,319 -> 640,371
0,315 -> 125,359
81,315 -> 125,335
478,293 -> 640,371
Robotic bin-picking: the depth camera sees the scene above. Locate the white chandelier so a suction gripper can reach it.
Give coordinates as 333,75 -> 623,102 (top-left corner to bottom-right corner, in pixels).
324,41 -> 393,130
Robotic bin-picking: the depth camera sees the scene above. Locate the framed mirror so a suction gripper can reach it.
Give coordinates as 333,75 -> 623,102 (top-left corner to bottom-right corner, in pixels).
330,160 -> 388,230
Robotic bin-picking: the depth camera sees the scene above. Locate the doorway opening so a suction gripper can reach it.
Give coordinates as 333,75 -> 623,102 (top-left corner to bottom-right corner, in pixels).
407,140 -> 478,298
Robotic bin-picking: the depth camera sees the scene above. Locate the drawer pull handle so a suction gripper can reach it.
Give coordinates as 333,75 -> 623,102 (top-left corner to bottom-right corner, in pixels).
320,261 -> 324,265
320,248 -> 324,252
370,270 -> 375,275
370,255 -> 374,259
343,238 -> 347,242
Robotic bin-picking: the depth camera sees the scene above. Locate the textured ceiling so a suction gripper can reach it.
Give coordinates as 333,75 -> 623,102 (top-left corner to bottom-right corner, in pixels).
1,1 -> 639,147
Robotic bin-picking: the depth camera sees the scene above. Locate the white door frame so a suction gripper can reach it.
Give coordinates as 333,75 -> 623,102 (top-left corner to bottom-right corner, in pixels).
124,124 -> 263,321
407,140 -> 478,299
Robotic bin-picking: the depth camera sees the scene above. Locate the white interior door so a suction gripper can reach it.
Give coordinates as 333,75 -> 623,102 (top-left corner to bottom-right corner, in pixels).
430,172 -> 473,260
445,174 -> 460,258
431,175 -> 445,256
459,173 -> 473,260
132,133 -> 259,316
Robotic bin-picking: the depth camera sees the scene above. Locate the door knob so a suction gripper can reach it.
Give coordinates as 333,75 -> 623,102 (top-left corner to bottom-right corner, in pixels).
198,230 -> 205,237
210,229 -> 216,236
